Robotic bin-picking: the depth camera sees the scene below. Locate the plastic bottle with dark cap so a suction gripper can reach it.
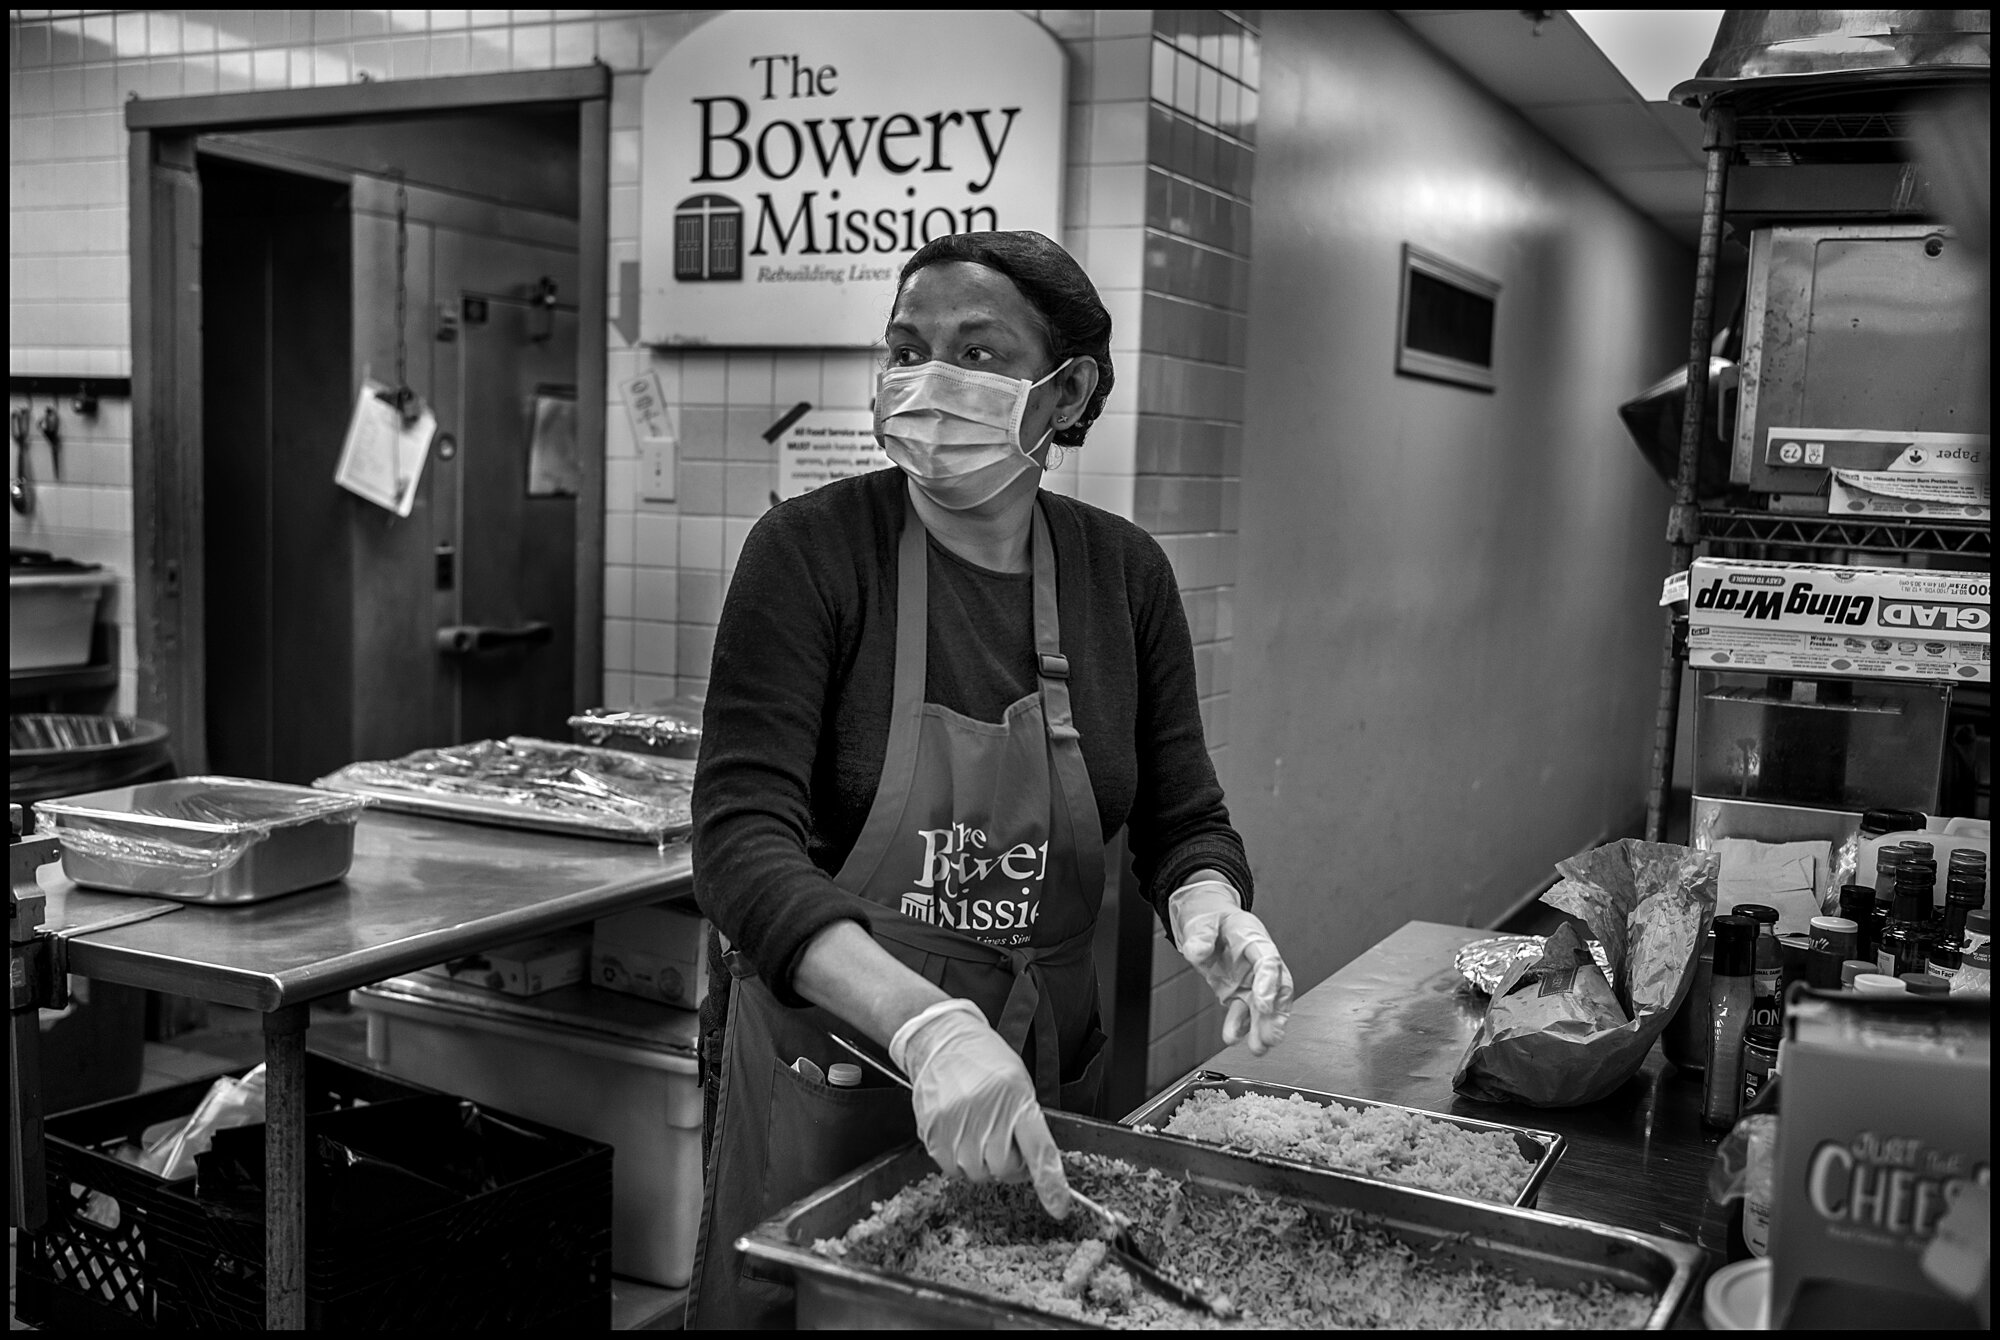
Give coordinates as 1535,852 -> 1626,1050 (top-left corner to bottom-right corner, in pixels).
1703,916 -> 1759,1132
1733,904 -> 1783,1037
1838,883 -> 1878,965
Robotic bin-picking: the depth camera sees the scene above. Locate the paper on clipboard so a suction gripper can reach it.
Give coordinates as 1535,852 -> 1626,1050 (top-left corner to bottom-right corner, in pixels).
334,379 -> 436,517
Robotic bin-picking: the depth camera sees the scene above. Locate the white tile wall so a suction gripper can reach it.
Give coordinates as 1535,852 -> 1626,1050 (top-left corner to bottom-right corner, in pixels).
11,6 -> 1237,1099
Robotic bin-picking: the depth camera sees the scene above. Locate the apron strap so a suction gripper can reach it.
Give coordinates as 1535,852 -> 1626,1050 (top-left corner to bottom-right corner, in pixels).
1031,501 -> 1106,924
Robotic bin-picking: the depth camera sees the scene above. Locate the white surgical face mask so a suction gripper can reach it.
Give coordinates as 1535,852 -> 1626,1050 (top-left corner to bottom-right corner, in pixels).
874,358 -> 1074,511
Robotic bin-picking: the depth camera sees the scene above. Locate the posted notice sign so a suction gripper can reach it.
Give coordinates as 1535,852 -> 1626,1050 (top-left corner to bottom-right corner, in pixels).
776,408 -> 889,500
641,10 -> 1066,347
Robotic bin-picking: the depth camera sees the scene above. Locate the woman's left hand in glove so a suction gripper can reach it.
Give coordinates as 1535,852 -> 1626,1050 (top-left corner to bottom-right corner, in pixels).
1168,879 -> 1295,1055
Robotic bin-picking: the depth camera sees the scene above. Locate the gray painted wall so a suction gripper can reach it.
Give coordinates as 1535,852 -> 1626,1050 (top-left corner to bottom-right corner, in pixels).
1227,10 -> 1694,994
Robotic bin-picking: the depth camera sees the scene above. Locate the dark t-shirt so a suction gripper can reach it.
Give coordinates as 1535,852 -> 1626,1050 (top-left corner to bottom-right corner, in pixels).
691,468 -> 1253,1004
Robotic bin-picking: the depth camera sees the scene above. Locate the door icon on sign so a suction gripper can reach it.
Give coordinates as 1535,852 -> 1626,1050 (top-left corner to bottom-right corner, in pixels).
674,195 -> 743,282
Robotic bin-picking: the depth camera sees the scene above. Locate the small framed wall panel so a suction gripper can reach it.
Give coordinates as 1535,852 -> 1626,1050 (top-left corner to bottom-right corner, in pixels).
1396,243 -> 1500,392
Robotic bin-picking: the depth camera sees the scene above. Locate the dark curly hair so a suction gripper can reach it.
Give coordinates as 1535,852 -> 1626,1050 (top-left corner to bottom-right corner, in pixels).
894,231 -> 1114,449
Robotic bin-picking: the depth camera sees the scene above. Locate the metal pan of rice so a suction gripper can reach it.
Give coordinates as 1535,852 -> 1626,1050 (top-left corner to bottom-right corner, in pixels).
1124,1074 -> 1565,1207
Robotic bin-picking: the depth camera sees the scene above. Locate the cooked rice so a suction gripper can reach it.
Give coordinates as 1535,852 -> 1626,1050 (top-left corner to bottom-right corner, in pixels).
1155,1090 -> 1531,1204
812,1153 -> 1652,1329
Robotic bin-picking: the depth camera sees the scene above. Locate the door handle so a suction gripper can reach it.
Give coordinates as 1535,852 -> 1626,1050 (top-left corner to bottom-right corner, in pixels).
436,622 -> 554,656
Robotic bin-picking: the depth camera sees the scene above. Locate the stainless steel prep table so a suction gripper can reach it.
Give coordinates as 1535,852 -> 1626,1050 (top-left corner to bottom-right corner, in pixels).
33,808 -> 694,1330
1179,920 -> 1725,1254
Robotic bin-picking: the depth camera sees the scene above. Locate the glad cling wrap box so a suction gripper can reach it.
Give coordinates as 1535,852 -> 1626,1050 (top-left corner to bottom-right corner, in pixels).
1687,558 -> 1989,684
1767,990 -> 1989,1329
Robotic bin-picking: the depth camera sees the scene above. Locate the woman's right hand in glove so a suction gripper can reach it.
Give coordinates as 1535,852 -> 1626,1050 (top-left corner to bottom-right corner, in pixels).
889,999 -> 1072,1218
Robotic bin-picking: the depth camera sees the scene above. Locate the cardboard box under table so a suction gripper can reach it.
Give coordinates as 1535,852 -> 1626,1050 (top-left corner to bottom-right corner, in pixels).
592,902 -> 709,1009
353,973 -> 702,1288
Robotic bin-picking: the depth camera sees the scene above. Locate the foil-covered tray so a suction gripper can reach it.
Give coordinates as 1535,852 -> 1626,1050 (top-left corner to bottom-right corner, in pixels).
315,737 -> 694,845
739,1111 -> 1700,1330
1121,1072 -> 1565,1208
569,700 -> 702,758
36,776 -> 368,903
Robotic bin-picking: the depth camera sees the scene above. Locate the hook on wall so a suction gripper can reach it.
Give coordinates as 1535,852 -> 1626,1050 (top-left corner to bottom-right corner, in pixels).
529,276 -> 559,343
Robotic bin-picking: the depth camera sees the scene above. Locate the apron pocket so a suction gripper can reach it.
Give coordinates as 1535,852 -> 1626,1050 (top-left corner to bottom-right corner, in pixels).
1057,1025 -> 1111,1117
758,1054 -> 917,1239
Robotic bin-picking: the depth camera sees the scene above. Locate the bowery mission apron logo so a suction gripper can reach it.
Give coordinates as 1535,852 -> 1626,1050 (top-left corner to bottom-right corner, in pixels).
641,11 -> 1066,346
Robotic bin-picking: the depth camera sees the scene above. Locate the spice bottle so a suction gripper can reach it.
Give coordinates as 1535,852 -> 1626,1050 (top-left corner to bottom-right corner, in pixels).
1840,959 -> 1875,989
1733,904 -> 1783,1036
1741,1031 -> 1781,1111
1951,940 -> 1990,997
1898,972 -> 1950,998
1853,973 -> 1908,995
1838,884 -> 1878,964
1877,860 -> 1937,977
1808,915 -> 1857,963
1702,916 -> 1758,1131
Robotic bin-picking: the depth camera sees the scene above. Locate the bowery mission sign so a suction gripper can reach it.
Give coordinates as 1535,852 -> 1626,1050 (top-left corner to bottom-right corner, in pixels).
641,10 -> 1067,346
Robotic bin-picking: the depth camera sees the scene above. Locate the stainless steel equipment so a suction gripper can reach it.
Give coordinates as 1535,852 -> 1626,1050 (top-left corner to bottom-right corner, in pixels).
1120,1071 -> 1566,1209
1672,9 -> 1990,101
739,1111 -> 1702,1329
1732,224 -> 1988,497
35,777 -> 367,904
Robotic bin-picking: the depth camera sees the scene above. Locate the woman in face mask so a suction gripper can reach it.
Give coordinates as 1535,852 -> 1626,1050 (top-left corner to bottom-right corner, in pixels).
687,231 -> 1293,1328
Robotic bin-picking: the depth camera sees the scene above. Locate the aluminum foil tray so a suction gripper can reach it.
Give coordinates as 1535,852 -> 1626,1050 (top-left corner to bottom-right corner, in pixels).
739,1112 -> 1699,1330
569,700 -> 702,759
1122,1071 -> 1565,1208
315,737 -> 694,845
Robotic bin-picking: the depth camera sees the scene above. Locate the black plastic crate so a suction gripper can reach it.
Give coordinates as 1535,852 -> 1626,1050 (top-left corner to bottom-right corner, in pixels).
16,1049 -> 612,1330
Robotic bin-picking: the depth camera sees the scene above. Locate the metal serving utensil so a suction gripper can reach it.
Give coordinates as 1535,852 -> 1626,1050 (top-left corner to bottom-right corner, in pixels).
826,1032 -> 1239,1321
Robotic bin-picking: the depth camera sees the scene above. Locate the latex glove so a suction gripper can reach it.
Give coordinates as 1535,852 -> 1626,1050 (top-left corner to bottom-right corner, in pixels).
1168,880 -> 1294,1055
889,999 -> 1071,1218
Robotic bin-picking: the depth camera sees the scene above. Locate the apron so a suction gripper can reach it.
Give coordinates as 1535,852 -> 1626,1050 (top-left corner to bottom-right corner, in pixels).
687,497 -> 1110,1329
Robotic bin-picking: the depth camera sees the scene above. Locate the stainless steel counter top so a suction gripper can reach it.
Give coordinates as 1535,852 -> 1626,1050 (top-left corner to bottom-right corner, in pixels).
1191,920 -> 1723,1248
37,808 -> 693,1011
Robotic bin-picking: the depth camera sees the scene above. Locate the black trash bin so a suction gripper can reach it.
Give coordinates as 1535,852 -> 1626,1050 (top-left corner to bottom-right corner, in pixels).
9,712 -> 174,804
11,712 -> 175,1111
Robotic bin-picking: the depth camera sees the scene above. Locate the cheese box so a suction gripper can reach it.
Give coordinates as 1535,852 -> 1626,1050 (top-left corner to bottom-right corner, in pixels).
423,929 -> 591,997
1767,989 -> 1989,1328
1686,558 -> 1989,684
592,903 -> 709,1008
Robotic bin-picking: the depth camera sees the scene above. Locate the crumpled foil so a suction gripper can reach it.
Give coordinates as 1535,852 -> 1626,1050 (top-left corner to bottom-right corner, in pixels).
569,698 -> 704,756
1453,839 -> 1719,1107
1454,934 -> 1613,995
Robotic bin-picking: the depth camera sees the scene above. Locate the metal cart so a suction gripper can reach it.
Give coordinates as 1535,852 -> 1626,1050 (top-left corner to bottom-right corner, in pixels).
10,805 -> 692,1330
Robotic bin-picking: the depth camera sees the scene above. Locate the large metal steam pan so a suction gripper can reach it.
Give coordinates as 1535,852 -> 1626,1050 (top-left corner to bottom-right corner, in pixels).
738,1111 -> 1700,1330
1122,1071 -> 1565,1208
